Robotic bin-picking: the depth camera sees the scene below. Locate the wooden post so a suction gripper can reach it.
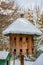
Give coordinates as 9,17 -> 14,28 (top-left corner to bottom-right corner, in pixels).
29,35 -> 32,55
7,61 -> 8,65
13,54 -> 15,65
20,55 -> 24,65
16,34 -> 20,55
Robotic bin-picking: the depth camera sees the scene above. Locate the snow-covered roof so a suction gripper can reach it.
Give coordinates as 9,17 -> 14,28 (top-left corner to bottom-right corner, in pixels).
33,53 -> 43,65
2,18 -> 42,35
0,51 -> 9,60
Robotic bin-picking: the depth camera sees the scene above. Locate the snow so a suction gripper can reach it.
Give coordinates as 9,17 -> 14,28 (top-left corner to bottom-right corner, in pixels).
37,45 -> 43,51
10,59 -> 34,65
17,10 -> 25,14
0,0 -> 10,3
0,9 -> 14,15
0,0 -> 43,14
5,9 -> 14,15
2,18 -> 42,35
14,0 -> 43,13
33,53 -> 43,65
41,7 -> 43,14
14,0 -> 35,12
0,51 -> 9,60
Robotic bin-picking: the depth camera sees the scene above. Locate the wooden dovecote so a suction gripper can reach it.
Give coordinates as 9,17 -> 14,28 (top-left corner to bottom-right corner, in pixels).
2,18 -> 42,65
9,34 -> 34,55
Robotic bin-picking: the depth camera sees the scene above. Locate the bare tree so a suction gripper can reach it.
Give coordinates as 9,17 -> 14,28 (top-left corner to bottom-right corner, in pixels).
0,1 -> 20,46
33,5 -> 41,27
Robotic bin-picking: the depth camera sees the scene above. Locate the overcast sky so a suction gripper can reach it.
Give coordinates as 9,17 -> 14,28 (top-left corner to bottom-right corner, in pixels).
0,0 -> 43,7
13,0 -> 43,11
0,0 -> 43,12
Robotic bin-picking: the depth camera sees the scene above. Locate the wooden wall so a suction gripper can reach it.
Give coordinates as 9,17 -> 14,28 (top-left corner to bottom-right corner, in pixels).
9,34 -> 34,55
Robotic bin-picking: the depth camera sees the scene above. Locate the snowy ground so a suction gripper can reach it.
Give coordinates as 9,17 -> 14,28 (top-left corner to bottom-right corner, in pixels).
10,59 -> 34,65
37,45 -> 43,51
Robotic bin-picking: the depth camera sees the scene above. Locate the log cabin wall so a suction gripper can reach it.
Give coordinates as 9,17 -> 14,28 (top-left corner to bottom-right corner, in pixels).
9,34 -> 34,55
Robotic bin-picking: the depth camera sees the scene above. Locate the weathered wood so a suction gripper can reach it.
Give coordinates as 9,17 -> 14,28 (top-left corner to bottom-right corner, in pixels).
28,35 -> 33,55
9,34 -> 34,55
16,35 -> 20,55
22,35 -> 27,55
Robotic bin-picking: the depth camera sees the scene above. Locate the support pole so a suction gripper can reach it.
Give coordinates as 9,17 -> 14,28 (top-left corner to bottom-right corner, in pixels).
11,54 -> 15,65
7,61 -> 8,65
20,55 -> 24,65
13,54 -> 15,65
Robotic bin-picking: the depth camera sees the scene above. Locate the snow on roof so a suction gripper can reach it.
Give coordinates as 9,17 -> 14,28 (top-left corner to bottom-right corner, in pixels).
2,18 -> 42,35
33,53 -> 43,65
0,51 -> 9,60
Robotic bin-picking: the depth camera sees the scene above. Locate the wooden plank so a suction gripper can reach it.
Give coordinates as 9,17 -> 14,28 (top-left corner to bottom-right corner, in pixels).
20,55 -> 24,65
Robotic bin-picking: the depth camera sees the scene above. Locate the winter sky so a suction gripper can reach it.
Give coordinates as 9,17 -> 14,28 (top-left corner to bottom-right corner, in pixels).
0,0 -> 43,7
0,0 -> 43,13
0,0 -> 43,6
14,0 -> 43,12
